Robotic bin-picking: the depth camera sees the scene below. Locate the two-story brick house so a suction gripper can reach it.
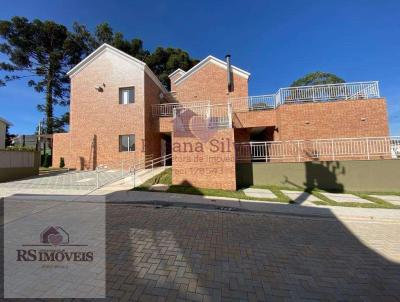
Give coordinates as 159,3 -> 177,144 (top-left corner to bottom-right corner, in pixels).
53,43 -> 390,190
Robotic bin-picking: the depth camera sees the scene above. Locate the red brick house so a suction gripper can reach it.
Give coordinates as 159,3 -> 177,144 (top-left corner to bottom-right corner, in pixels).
53,44 -> 390,190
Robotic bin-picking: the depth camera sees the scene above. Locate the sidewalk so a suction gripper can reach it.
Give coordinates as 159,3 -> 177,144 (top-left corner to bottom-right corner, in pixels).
5,189 -> 400,221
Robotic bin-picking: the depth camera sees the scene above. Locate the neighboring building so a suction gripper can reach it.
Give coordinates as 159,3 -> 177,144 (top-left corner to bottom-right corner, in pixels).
0,117 -> 12,149
13,135 -> 38,148
53,44 -> 390,189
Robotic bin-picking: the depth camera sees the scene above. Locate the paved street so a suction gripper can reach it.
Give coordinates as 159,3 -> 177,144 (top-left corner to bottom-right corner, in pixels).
3,199 -> 400,301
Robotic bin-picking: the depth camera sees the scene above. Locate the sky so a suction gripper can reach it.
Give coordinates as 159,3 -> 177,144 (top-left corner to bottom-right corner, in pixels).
0,0 -> 399,135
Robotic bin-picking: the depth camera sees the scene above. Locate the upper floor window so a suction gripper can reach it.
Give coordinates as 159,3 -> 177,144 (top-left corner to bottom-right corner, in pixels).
119,87 -> 135,104
119,134 -> 135,152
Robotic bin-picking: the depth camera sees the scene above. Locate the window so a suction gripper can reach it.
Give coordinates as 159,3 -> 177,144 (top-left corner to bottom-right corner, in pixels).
119,134 -> 135,152
119,87 -> 135,104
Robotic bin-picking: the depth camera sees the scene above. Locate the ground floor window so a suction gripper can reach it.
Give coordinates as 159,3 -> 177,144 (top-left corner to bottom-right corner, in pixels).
119,134 -> 135,152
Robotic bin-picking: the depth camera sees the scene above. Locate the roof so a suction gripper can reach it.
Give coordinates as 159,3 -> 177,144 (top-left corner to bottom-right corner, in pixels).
67,43 -> 168,94
0,117 -> 12,126
172,55 -> 251,86
168,68 -> 186,79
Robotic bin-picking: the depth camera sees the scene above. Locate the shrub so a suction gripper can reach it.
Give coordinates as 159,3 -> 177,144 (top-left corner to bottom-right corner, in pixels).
42,154 -> 51,168
59,157 -> 65,168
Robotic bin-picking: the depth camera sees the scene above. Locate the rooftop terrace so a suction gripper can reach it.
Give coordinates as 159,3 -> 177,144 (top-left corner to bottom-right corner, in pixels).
152,81 -> 380,117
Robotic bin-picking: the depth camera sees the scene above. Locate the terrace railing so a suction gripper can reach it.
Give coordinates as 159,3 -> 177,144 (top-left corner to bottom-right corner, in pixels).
173,103 -> 232,130
277,81 -> 380,105
152,101 -> 210,117
152,81 -> 381,116
230,81 -> 380,110
230,94 -> 276,112
236,136 -> 400,162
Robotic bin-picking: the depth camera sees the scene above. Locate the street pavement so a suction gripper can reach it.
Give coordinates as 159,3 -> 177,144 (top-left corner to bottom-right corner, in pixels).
2,198 -> 400,301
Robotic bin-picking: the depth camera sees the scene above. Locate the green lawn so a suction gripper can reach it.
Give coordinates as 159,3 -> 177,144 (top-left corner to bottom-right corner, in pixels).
134,168 -> 400,209
134,168 -> 289,203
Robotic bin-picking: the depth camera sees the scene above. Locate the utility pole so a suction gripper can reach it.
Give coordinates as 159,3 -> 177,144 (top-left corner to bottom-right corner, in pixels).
42,119 -> 46,166
37,120 -> 41,151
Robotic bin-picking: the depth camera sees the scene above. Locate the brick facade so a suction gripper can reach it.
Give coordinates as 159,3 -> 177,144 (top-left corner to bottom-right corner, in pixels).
52,43 -> 390,190
172,128 -> 236,190
232,98 -> 389,141
172,61 -> 248,104
52,133 -> 71,167
53,47 -> 157,170
275,98 -> 389,140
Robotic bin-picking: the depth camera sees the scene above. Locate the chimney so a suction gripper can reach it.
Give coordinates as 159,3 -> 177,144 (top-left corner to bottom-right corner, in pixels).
225,54 -> 233,92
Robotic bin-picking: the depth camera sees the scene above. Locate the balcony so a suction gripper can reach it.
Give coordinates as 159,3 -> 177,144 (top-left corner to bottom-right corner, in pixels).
152,81 -> 380,117
236,136 -> 400,163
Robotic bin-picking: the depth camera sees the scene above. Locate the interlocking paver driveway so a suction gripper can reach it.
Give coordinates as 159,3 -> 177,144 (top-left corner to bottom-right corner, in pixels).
3,199 -> 400,301
105,205 -> 400,301
0,169 -> 123,197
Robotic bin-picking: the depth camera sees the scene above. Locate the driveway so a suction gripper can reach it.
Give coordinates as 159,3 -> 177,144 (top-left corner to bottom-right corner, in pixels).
3,198 -> 400,301
0,169 -> 123,197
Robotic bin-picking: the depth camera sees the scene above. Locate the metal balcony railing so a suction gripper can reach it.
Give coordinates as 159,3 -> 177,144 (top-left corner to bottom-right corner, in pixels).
235,136 -> 400,162
231,81 -> 380,111
173,103 -> 232,130
152,81 -> 381,116
152,101 -> 210,117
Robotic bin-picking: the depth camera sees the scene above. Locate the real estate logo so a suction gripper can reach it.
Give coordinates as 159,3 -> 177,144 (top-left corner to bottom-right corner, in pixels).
40,226 -> 69,246
173,107 -> 218,142
16,225 -> 94,263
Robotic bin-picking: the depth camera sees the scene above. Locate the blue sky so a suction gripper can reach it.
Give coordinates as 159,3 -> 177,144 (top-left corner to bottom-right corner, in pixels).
1,0 -> 399,134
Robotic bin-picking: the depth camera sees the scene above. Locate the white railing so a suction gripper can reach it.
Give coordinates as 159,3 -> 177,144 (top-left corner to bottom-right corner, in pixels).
236,136 -> 400,162
278,81 -> 379,104
152,101 -> 210,117
231,81 -> 380,110
152,81 -> 381,116
230,95 -> 276,112
173,103 -> 232,130
130,153 -> 172,187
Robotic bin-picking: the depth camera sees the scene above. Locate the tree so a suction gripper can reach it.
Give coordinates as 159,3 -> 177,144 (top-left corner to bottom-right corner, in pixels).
90,23 -> 198,89
0,17 -> 91,133
290,72 -> 345,87
146,47 -> 198,89
5,125 -> 15,147
0,18 -> 198,133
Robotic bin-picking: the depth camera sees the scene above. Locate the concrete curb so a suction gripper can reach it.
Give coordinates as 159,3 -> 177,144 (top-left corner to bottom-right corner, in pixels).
5,190 -> 400,221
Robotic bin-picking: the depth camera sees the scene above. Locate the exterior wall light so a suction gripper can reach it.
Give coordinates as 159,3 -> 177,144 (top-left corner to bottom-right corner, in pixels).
95,83 -> 105,92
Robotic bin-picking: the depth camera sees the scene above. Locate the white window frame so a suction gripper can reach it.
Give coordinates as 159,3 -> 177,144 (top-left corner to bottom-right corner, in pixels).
119,134 -> 135,152
119,87 -> 135,104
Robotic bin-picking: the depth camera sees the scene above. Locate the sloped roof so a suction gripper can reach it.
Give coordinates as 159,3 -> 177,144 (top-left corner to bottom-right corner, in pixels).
172,55 -> 250,86
0,117 -> 12,126
67,43 -> 168,94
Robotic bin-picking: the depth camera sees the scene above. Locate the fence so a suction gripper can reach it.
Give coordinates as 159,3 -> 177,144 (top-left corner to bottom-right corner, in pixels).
129,154 -> 172,187
0,150 -> 40,182
277,81 -> 379,105
230,81 -> 380,110
236,136 -> 400,162
0,150 -> 38,168
152,81 -> 380,116
173,103 -> 232,130
152,101 -> 210,117
230,95 -> 276,112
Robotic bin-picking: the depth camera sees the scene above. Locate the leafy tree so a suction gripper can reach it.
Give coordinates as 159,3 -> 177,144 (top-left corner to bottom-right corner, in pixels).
0,18 -> 198,134
89,23 -> 198,89
290,72 -> 345,87
0,17 -> 91,133
146,47 -> 198,89
5,125 -> 15,147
